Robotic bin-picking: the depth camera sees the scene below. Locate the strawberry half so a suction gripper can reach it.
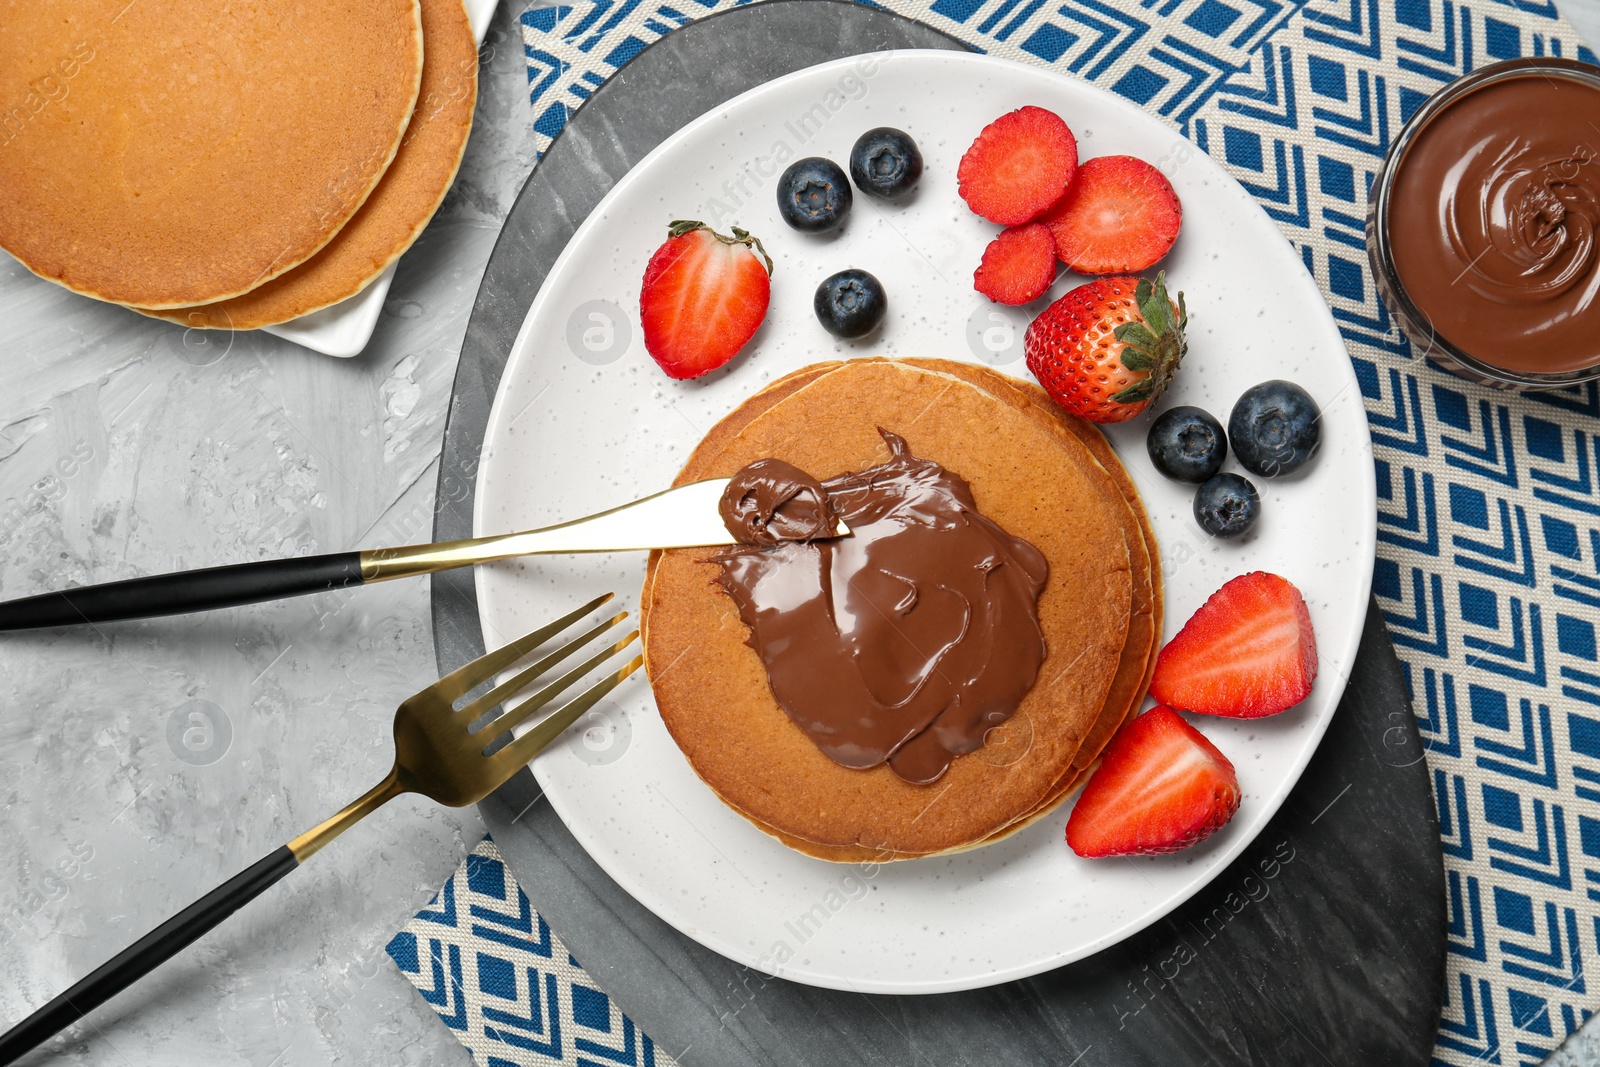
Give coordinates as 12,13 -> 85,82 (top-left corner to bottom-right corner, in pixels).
1024,272 -> 1186,423
1041,155 -> 1182,274
957,106 -> 1079,226
640,220 -> 772,380
1066,705 -> 1241,857
974,223 -> 1057,306
1151,572 -> 1319,718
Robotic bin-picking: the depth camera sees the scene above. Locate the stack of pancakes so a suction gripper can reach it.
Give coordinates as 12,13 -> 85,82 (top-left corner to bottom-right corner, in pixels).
643,359 -> 1161,861
0,0 -> 477,328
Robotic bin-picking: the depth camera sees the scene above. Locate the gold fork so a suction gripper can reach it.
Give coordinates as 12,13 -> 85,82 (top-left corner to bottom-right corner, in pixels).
0,592 -> 640,1065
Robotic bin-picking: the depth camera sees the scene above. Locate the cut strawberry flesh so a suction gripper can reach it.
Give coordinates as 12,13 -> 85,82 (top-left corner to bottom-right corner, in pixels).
1150,571 -> 1318,718
957,106 -> 1079,226
974,223 -> 1056,305
640,226 -> 771,380
1066,705 -> 1240,857
1042,155 -> 1182,274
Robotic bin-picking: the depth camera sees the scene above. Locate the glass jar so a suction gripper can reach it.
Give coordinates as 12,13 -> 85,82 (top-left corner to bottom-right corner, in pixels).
1366,58 -> 1600,391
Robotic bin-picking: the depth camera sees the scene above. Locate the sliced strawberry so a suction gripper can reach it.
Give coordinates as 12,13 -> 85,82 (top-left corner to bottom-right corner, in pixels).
974,223 -> 1056,306
640,220 -> 772,380
1042,155 -> 1182,274
957,106 -> 1079,226
1024,272 -> 1186,423
1150,572 -> 1318,718
1066,705 -> 1241,857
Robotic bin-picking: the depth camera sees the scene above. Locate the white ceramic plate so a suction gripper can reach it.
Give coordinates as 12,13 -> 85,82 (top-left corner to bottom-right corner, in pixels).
473,50 -> 1376,994
260,0 -> 499,357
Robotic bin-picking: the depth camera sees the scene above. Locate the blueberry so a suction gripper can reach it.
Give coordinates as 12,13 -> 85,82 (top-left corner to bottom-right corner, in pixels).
849,127 -> 923,200
777,157 -> 851,232
1146,405 -> 1226,483
1228,380 -> 1321,477
814,269 -> 886,338
1194,473 -> 1261,539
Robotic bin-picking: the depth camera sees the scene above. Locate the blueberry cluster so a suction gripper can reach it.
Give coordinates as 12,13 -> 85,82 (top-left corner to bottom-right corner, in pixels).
775,128 -> 922,339
1145,381 -> 1321,539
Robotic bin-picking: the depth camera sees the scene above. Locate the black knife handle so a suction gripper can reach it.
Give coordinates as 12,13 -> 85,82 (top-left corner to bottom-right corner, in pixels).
0,846 -> 299,1065
0,552 -> 366,632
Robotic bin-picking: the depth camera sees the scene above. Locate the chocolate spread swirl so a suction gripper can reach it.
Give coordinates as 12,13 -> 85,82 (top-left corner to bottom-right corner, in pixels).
711,431 -> 1048,785
718,459 -> 839,547
1388,72 -> 1600,373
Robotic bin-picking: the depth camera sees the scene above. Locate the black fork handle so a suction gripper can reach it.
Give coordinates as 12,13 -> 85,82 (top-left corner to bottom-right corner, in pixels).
0,846 -> 299,1064
0,553 -> 365,632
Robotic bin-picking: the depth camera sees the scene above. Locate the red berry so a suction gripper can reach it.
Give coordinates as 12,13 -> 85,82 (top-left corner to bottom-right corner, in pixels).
1066,705 -> 1241,857
957,106 -> 1079,226
974,223 -> 1056,306
1150,572 -> 1319,718
1041,155 -> 1182,274
640,220 -> 772,380
1024,273 -> 1186,423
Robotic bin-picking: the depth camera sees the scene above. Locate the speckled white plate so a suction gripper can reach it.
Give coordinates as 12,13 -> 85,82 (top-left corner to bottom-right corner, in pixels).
472,50 -> 1376,994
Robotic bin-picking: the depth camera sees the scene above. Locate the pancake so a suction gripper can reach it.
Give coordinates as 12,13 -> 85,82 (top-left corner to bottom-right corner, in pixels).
664,359 -> 1159,863
138,0 -> 477,328
643,359 -> 1135,856
901,362 -> 1162,829
0,0 -> 424,308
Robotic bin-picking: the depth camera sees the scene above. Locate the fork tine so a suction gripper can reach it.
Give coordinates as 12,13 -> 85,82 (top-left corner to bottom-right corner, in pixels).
479,631 -> 640,745
491,648 -> 644,772
459,612 -> 629,725
425,592 -> 614,704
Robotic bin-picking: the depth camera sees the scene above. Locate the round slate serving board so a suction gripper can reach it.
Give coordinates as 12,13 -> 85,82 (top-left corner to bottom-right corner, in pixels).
430,3 -> 1446,1063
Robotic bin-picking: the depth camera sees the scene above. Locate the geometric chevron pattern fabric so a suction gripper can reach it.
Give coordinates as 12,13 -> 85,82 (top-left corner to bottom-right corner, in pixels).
394,3 -> 1600,1065
387,837 -> 677,1067
1190,3 -> 1599,1063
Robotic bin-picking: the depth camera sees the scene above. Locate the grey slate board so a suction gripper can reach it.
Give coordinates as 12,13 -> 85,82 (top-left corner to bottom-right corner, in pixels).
432,3 -> 1446,1063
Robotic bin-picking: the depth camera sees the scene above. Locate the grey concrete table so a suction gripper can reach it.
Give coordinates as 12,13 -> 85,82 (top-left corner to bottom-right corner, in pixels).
0,5 -> 547,1063
2,0 -> 1599,1064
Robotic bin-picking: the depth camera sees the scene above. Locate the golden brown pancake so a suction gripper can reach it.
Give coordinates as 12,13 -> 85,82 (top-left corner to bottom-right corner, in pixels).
138,0 -> 477,328
729,363 -> 1164,863
901,362 -> 1162,829
643,360 -> 1135,856
0,0 -> 424,308
673,359 -> 1159,862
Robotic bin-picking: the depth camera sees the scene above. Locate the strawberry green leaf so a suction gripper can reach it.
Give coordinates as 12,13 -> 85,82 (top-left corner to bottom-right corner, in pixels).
1141,292 -> 1170,336
1119,348 -> 1154,372
1138,273 -> 1176,334
1111,380 -> 1154,404
1114,321 -> 1161,352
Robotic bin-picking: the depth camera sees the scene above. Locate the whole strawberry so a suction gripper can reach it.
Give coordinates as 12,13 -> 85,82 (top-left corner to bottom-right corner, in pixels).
1024,272 -> 1187,423
640,220 -> 773,380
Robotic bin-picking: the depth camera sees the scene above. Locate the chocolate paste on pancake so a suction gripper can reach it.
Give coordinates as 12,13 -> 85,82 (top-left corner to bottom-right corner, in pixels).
718,459 -> 839,547
711,430 -> 1048,784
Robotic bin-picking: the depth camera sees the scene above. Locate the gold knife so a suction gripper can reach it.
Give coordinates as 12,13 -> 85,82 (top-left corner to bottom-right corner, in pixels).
0,479 -> 848,632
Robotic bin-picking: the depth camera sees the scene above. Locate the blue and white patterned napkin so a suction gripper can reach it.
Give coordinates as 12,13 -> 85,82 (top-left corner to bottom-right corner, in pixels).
388,836 -> 676,1066
393,1 -> 1600,1063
